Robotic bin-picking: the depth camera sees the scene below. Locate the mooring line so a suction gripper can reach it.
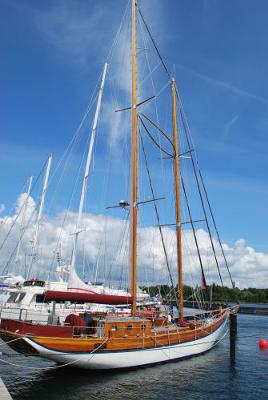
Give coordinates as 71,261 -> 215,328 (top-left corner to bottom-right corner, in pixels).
0,338 -> 108,371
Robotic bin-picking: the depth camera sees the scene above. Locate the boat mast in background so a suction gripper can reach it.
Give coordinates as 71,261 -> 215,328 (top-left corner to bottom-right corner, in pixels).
69,63 -> 108,286
26,155 -> 52,279
130,0 -> 138,316
15,175 -> 33,265
171,78 -> 184,322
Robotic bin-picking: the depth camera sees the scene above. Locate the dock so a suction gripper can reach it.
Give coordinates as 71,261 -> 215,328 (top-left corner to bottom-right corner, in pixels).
0,377 -> 12,400
239,305 -> 268,315
182,301 -> 268,315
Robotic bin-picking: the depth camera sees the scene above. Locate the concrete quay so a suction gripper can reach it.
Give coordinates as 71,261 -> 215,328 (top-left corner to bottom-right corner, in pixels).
0,377 -> 12,400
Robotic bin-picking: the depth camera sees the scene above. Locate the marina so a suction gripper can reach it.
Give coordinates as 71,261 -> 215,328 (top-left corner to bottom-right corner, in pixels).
184,301 -> 268,315
1,0 -> 268,398
239,304 -> 268,316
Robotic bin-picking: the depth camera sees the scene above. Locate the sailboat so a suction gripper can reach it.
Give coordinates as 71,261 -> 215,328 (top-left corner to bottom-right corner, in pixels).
0,0 -> 234,369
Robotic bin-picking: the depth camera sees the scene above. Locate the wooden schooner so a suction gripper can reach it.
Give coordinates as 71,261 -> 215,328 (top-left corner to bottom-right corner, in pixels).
0,0 -> 233,369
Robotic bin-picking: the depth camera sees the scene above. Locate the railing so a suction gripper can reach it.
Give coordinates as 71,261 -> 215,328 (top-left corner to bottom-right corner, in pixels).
0,306 -> 227,344
0,307 -> 52,325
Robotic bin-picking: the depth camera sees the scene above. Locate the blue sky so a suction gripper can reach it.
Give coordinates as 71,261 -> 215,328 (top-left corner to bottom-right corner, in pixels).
1,0 -> 268,287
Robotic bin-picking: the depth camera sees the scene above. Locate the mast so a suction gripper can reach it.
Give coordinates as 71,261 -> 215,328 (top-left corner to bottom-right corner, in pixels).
27,155 -> 52,279
130,0 -> 138,316
16,175 -> 33,264
69,63 -> 108,277
171,78 -> 184,321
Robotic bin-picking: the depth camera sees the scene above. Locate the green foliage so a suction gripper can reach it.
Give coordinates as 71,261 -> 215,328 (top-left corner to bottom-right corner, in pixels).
141,284 -> 268,303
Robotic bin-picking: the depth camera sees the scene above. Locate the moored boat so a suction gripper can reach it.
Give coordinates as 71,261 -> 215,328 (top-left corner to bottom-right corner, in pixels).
23,309 -> 229,369
0,0 -> 235,370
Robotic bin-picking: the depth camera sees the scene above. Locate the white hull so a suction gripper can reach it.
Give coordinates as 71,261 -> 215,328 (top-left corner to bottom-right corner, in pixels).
25,318 -> 228,370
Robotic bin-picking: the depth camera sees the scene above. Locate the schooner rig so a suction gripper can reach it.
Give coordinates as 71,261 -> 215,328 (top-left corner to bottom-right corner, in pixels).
0,0 -> 234,369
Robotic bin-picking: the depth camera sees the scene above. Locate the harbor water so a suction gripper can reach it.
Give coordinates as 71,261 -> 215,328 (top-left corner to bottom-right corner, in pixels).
0,313 -> 267,400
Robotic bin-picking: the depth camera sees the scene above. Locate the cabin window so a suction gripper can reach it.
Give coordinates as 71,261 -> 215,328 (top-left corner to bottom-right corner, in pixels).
35,294 -> 44,303
141,324 -> 146,330
23,280 -> 45,287
127,325 -> 133,331
111,326 -> 117,332
7,292 -> 21,303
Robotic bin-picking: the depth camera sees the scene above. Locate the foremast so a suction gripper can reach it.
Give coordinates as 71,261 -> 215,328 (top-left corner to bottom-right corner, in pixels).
130,0 -> 138,316
171,78 -> 184,322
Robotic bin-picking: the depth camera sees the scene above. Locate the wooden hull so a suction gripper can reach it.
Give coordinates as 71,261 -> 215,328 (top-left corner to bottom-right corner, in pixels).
21,312 -> 229,370
24,319 -> 227,369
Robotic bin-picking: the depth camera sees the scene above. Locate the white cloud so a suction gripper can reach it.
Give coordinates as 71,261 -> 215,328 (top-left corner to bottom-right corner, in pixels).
15,193 -> 36,222
1,194 -> 268,289
0,204 -> 5,214
33,1 -> 107,68
22,0 -> 170,149
30,0 -> 133,149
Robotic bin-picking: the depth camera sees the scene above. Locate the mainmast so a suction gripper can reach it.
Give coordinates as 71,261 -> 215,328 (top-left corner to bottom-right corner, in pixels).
69,63 -> 108,280
27,155 -> 52,279
130,0 -> 138,315
171,78 -> 184,321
